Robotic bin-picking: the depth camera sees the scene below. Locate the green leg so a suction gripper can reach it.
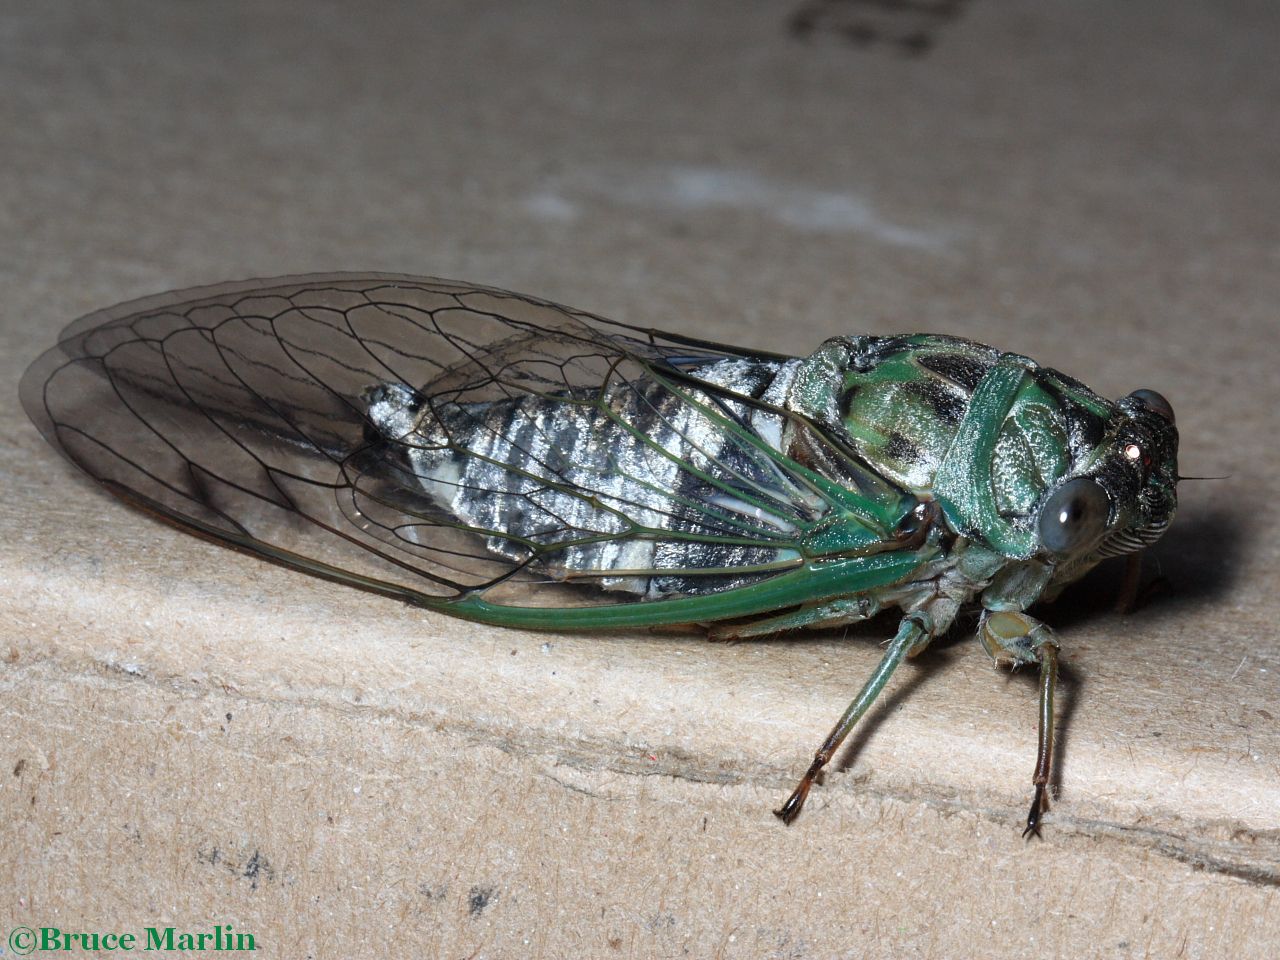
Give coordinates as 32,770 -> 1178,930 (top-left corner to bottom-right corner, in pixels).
775,616 -> 929,824
707,595 -> 879,641
978,610 -> 1060,837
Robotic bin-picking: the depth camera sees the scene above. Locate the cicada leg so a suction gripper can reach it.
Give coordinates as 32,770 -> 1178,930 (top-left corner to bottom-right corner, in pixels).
774,616 -> 930,824
1114,551 -> 1170,614
1114,552 -> 1145,614
706,595 -> 879,641
978,610 -> 1060,838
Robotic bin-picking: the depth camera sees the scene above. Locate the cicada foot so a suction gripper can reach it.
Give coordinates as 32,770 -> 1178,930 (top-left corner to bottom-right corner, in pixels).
1023,783 -> 1048,839
774,757 -> 823,824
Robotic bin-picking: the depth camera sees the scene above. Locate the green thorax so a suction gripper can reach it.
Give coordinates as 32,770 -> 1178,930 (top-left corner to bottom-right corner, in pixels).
785,334 -> 1117,559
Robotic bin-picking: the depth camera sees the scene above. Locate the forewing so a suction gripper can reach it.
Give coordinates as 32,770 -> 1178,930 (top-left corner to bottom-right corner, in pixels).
21,273 -> 914,618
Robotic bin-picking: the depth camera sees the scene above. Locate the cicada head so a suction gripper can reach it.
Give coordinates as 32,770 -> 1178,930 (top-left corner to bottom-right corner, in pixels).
1037,388 -> 1179,582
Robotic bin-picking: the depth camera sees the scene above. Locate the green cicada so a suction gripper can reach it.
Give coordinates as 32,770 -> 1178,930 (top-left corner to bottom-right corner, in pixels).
21,274 -> 1179,835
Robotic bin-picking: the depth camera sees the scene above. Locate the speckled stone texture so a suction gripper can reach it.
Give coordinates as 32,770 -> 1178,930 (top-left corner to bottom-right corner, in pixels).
2,2 -> 1278,957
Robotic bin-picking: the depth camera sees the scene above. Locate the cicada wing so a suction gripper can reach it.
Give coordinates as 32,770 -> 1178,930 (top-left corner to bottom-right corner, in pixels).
22,273 -> 922,619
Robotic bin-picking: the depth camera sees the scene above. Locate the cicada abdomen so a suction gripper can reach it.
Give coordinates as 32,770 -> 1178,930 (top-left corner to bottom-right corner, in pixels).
361,357 -> 818,600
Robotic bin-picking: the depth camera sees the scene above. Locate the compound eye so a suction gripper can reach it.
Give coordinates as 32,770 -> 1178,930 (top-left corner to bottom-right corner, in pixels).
1127,388 -> 1175,424
1038,477 -> 1111,556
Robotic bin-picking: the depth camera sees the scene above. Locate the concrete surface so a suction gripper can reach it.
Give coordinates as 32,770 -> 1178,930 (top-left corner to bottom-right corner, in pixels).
2,1 -> 1278,957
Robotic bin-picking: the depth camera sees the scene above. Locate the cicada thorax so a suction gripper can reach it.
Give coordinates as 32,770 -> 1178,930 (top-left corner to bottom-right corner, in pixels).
784,334 -> 1119,560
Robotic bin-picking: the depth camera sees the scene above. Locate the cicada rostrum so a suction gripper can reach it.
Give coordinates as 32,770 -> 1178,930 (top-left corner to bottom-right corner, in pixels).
21,274 -> 1179,835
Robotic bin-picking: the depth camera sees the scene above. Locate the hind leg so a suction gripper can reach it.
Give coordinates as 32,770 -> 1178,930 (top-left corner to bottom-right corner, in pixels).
706,595 -> 879,641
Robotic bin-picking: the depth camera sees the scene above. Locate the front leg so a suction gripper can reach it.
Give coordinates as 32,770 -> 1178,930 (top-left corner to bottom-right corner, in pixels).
979,610 -> 1060,838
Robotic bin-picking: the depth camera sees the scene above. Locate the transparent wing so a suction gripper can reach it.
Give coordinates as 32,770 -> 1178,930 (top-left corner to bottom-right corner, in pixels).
21,273 -> 912,615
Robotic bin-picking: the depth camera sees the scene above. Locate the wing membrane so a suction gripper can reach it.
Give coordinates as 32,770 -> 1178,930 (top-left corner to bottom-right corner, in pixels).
22,273 -> 918,617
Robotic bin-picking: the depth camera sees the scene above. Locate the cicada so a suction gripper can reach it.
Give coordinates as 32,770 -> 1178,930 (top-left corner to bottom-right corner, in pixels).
21,274 -> 1179,835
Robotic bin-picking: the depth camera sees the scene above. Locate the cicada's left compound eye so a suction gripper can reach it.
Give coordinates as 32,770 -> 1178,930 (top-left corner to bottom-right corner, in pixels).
1037,477 -> 1112,556
1126,388 -> 1175,424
